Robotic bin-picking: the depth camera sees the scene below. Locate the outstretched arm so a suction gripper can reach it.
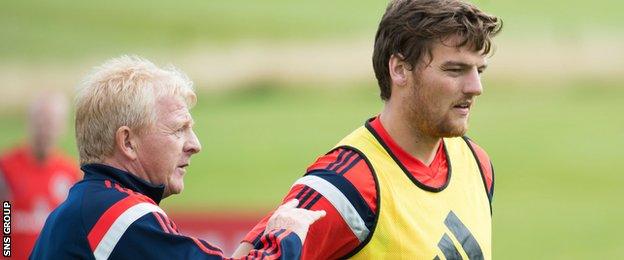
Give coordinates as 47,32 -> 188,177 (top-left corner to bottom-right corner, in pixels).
237,172 -> 377,259
83,197 -> 323,260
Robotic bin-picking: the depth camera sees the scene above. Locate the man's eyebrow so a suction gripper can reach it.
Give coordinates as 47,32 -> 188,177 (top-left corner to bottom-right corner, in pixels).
173,115 -> 194,129
441,61 -> 488,69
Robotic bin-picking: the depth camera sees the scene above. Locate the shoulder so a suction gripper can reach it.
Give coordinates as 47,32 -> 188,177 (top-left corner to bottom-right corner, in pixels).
462,137 -> 494,198
306,147 -> 378,212
244,147 -> 380,259
299,147 -> 379,243
0,146 -> 27,167
35,179 -> 166,258
78,179 -> 159,233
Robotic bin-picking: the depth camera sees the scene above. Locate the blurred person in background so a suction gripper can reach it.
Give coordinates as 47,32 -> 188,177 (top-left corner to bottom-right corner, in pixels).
236,0 -> 502,259
0,92 -> 81,260
30,55 -> 325,259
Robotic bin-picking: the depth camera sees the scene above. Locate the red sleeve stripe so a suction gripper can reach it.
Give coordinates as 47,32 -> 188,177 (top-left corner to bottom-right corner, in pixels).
167,217 -> 180,234
87,195 -> 155,251
336,157 -> 363,175
260,233 -> 277,257
325,149 -> 350,170
271,230 -> 293,259
88,199 -> 165,259
303,193 -> 322,209
294,186 -> 310,200
297,190 -> 317,208
155,212 -> 178,234
329,151 -> 357,172
190,237 -> 224,256
165,214 -> 179,234
152,212 -> 169,234
257,229 -> 291,259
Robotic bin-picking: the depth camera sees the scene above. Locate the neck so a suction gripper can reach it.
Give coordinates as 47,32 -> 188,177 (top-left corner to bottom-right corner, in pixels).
101,156 -> 171,198
102,157 -> 146,182
379,104 -> 441,166
30,144 -> 51,165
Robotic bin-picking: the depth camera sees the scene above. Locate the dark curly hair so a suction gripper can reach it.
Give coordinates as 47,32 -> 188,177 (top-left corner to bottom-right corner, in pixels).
372,0 -> 503,100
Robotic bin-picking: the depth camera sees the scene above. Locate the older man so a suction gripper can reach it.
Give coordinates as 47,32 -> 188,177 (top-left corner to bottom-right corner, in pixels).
30,56 -> 324,259
237,0 -> 502,259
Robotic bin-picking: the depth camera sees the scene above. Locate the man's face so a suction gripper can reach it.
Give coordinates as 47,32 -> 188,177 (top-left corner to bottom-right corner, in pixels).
404,36 -> 487,138
29,99 -> 68,160
134,96 -> 201,198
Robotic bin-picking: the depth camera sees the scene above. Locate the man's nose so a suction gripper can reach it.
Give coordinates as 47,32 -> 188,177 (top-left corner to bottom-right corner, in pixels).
185,129 -> 202,154
464,69 -> 483,96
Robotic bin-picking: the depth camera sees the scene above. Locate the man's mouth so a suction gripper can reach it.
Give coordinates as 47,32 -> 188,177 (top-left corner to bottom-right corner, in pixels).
177,163 -> 189,172
452,101 -> 472,115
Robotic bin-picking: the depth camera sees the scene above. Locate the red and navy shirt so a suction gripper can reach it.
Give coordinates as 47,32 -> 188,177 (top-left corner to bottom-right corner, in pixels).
31,163 -> 302,260
242,117 -> 494,259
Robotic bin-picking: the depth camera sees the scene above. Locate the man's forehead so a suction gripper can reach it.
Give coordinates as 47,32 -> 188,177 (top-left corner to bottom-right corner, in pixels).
155,96 -> 192,120
429,36 -> 488,65
432,48 -> 487,67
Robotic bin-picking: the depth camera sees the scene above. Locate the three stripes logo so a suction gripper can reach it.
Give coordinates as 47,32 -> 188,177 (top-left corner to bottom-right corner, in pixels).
433,211 -> 484,260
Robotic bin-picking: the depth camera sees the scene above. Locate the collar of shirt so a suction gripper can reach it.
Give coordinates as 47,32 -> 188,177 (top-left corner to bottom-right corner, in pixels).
81,163 -> 165,204
367,116 -> 448,185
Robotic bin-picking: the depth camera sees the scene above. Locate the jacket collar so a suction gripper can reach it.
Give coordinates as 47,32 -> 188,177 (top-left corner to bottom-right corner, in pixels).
81,163 -> 165,204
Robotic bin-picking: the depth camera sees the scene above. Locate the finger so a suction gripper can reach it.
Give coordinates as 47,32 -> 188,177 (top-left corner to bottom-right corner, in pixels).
279,199 -> 299,210
308,210 -> 327,221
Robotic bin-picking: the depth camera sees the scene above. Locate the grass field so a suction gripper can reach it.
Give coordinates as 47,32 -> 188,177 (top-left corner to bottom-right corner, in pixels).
2,0 -> 621,61
1,78 -> 622,259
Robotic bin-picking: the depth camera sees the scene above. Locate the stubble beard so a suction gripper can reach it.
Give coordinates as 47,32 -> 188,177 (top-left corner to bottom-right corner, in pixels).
408,90 -> 469,139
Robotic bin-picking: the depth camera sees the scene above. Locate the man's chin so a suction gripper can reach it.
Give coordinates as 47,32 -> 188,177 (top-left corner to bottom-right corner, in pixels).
164,178 -> 185,197
435,123 -> 468,138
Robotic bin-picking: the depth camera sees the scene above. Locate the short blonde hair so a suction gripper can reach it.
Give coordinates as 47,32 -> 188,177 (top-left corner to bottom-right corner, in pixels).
75,55 -> 196,165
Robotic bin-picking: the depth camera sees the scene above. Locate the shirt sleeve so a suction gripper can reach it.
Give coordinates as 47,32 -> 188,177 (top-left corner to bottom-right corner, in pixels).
242,148 -> 379,259
109,211 -> 302,260
243,184 -> 362,259
465,138 -> 495,200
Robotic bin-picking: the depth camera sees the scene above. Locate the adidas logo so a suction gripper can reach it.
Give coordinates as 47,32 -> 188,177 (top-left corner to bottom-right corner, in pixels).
433,211 -> 484,260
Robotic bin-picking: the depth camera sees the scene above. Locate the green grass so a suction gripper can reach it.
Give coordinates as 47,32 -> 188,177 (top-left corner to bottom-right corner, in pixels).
2,0 -> 622,61
0,0 -> 386,61
469,80 -> 624,259
1,80 -> 622,259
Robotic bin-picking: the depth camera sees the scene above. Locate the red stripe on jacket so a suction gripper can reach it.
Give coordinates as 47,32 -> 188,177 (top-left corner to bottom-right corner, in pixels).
87,192 -> 154,251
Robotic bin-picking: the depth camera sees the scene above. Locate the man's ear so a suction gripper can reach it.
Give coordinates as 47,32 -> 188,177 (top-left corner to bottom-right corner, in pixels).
115,126 -> 137,160
389,54 -> 411,88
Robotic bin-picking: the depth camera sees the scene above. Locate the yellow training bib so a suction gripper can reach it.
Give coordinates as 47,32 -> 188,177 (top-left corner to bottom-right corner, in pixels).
339,126 -> 491,260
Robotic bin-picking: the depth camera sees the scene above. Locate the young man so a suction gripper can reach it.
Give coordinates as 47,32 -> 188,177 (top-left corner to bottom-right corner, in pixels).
236,0 -> 502,259
30,56 -> 325,259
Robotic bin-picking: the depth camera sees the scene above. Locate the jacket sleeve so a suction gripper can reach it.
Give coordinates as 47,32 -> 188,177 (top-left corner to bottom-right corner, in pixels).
106,211 -> 302,260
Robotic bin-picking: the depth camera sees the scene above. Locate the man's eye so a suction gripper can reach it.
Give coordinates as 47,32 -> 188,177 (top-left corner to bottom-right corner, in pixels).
444,68 -> 463,74
172,127 -> 184,136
